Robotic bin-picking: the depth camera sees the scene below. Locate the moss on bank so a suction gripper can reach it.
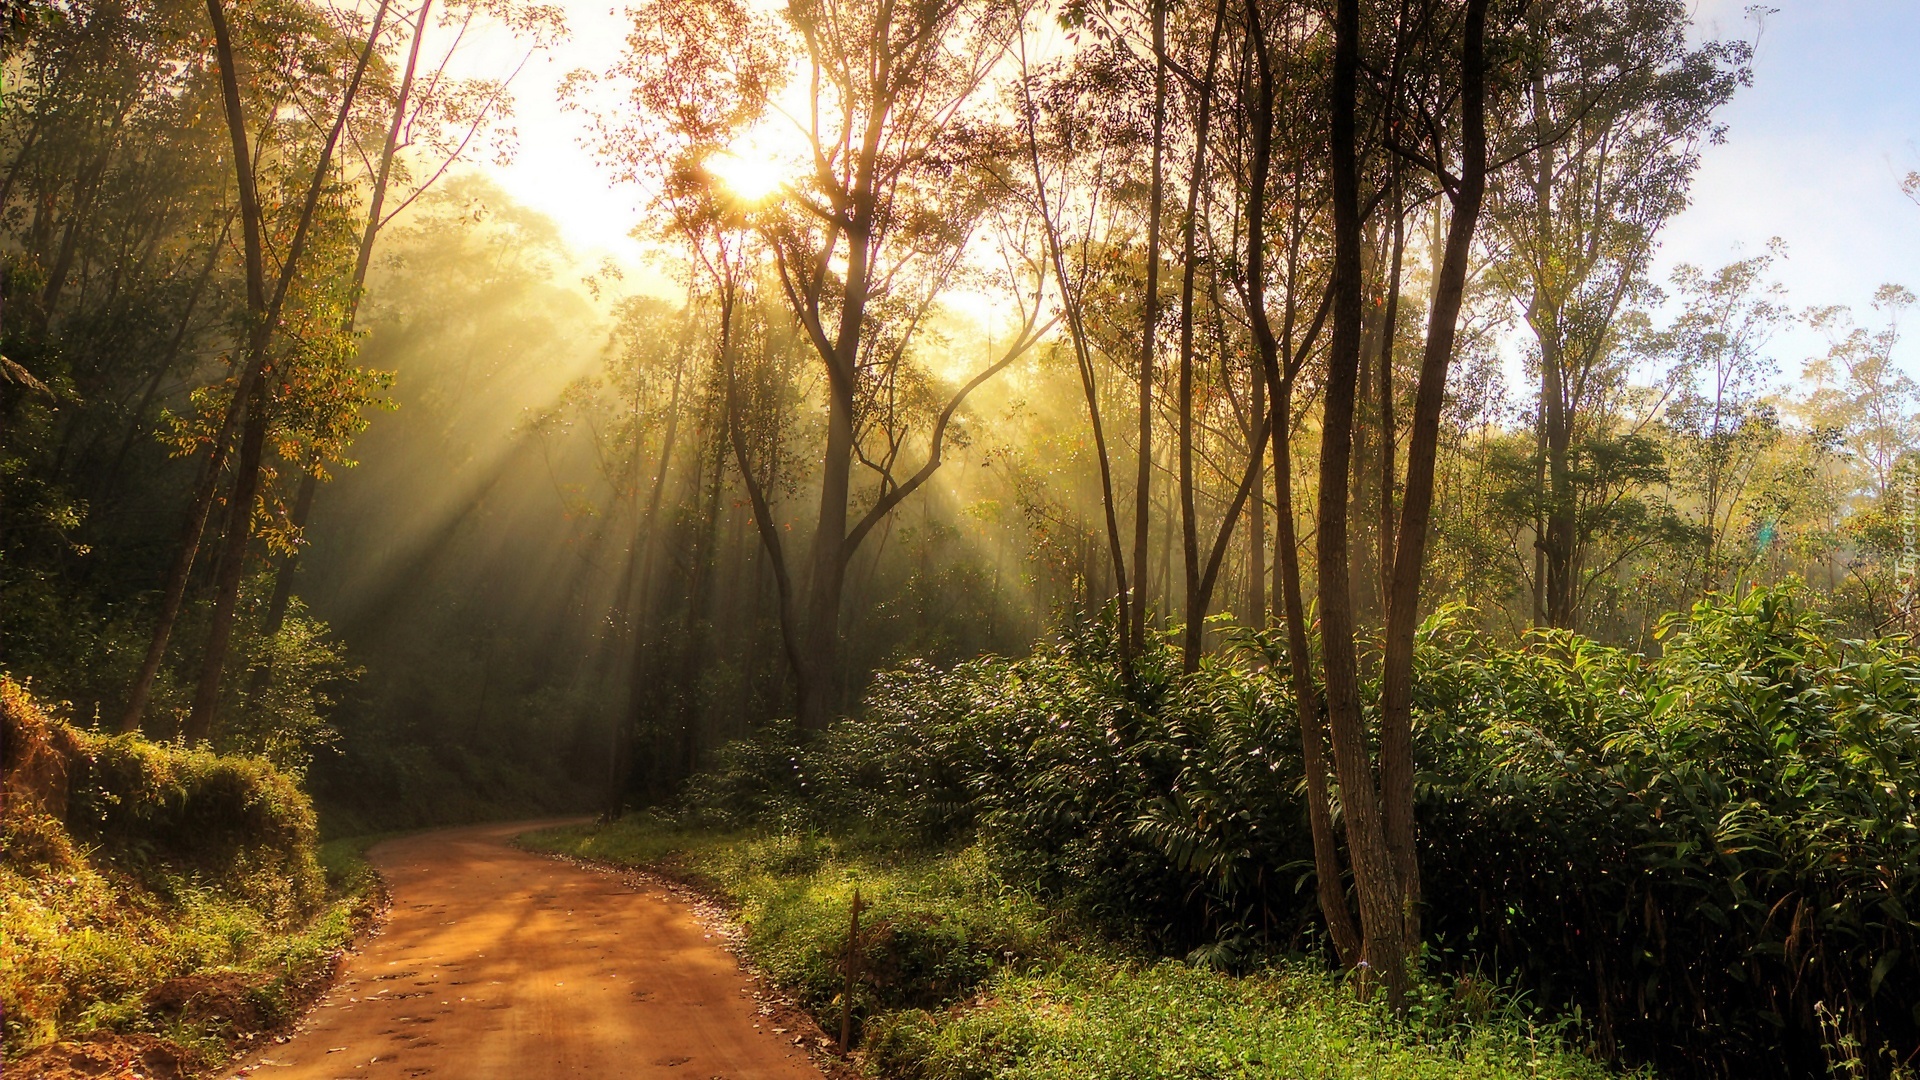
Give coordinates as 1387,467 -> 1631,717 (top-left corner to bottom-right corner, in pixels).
1,677 -> 382,1072
522,817 -> 1632,1080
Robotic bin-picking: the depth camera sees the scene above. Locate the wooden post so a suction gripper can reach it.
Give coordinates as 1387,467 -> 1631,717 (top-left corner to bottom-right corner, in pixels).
840,888 -> 863,1050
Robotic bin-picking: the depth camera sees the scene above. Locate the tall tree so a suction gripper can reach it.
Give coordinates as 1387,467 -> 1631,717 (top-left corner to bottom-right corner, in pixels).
754,0 -> 1044,727
178,0 -> 391,743
1487,0 -> 1746,628
1316,0 -> 1492,1005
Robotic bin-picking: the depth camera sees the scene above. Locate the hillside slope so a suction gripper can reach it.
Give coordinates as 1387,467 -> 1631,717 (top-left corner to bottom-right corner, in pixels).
1,678 -> 379,1078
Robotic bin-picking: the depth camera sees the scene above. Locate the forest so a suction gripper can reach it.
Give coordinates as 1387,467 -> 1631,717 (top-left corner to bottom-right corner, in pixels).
3,0 -> 1919,1076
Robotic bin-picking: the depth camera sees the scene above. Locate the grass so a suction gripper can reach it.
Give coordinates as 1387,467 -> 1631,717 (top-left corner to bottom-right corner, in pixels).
522,816 -> 1634,1080
1,818 -> 383,1064
1,676 -> 388,1068
520,823 -> 1060,1031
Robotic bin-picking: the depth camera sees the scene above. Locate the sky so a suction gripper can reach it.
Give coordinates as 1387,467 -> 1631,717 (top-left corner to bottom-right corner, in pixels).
1654,0 -> 1920,371
455,0 -> 1920,373
454,0 -> 649,268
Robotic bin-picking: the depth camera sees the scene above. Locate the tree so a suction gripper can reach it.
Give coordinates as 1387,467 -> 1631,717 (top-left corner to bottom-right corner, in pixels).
1317,0 -> 1492,1006
1658,249 -> 1788,595
112,0 -> 385,735
1486,0 -> 1747,629
1802,285 -> 1920,504
248,0 -> 564,698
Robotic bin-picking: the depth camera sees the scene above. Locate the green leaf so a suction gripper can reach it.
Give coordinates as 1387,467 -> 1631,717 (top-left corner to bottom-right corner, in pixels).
1870,949 -> 1900,997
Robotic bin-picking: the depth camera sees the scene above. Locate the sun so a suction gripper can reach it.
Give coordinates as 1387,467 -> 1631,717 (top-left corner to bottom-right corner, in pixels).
704,146 -> 785,204
703,115 -> 814,205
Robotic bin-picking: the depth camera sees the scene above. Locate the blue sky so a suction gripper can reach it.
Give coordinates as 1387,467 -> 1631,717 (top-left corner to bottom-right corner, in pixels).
1654,0 -> 1920,371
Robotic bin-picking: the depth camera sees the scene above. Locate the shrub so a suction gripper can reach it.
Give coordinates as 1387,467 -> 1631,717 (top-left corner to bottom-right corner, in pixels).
1,676 -> 354,1061
1418,587 -> 1920,1076
664,586 -> 1920,1077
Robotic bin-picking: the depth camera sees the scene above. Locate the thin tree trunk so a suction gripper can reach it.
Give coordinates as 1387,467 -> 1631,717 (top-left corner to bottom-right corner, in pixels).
1248,353 -> 1266,624
1320,0 -> 1408,1006
243,467 -> 316,700
1276,379 -> 1361,967
40,113 -> 127,325
1242,0 -> 1359,964
1016,54 -> 1132,665
181,377 -> 267,743
1377,0 -> 1489,955
1131,0 -> 1168,659
1377,174 -> 1404,611
354,0 -> 432,302
1178,0 -> 1228,671
669,427 -> 728,787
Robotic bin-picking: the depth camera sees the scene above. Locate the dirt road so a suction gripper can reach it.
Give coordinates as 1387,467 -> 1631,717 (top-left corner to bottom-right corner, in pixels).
228,821 -> 825,1080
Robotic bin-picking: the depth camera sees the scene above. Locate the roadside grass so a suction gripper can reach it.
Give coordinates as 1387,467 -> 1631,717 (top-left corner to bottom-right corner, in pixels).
521,816 -> 1633,1080
1,817 -> 385,1065
520,822 -> 1060,1026
1,677 -> 388,1070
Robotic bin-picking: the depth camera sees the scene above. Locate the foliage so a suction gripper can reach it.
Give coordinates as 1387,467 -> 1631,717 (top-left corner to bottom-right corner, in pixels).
658,624 -> 1321,953
218,598 -> 356,774
527,818 -> 1624,1080
1418,585 -> 1920,1075
648,586 -> 1920,1076
0,677 -> 377,1063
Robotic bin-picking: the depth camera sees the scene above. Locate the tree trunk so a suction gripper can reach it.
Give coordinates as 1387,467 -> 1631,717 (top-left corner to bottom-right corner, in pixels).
1242,0 -> 1357,963
354,0 -> 432,301
1377,176 -> 1404,613
1131,0 -> 1168,659
799,365 -> 854,729
1019,63 -> 1131,664
1177,0 -> 1228,672
1248,358 -> 1266,624
1320,0 -> 1409,1006
243,466 -> 317,701
1377,0 -> 1489,955
1276,380 -> 1361,967
723,288 -> 807,717
181,377 -> 267,743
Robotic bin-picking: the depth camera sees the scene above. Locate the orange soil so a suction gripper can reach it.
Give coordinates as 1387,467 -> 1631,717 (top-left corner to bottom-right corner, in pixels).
224,821 -> 825,1080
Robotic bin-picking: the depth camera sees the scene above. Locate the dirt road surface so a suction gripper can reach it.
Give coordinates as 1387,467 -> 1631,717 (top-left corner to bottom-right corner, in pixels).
227,821 -> 825,1080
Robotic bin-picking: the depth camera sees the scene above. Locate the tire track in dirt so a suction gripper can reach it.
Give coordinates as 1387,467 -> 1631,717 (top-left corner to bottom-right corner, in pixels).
226,820 -> 825,1080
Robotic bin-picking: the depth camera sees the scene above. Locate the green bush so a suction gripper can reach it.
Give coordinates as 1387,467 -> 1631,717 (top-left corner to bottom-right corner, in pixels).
1,677 -> 368,1061
656,585 -> 1920,1077
666,626 -> 1319,954
64,733 -> 327,919
1418,586 -> 1920,1075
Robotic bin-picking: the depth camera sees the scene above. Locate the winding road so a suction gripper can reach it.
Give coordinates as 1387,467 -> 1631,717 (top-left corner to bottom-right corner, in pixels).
227,821 -> 825,1080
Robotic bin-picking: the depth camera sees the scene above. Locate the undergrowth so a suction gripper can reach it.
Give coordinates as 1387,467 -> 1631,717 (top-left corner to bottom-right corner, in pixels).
522,817 -> 1626,1080
1,676 -> 382,1068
